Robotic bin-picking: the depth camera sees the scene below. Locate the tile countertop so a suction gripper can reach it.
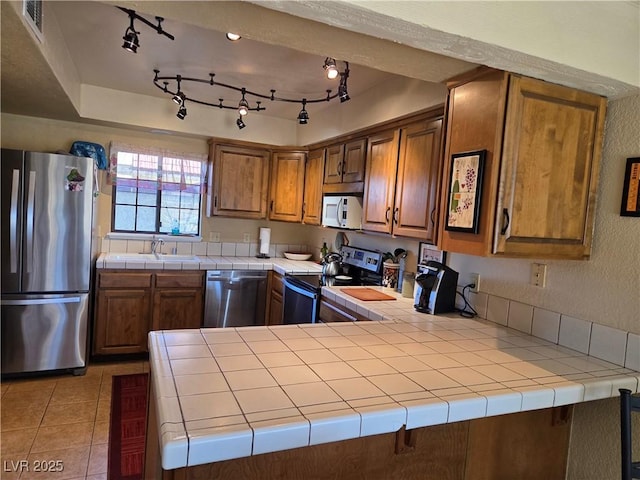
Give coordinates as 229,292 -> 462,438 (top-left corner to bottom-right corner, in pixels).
148,286 -> 640,470
96,253 -> 323,275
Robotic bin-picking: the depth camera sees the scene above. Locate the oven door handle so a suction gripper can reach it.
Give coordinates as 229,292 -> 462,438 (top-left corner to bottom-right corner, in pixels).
283,278 -> 318,299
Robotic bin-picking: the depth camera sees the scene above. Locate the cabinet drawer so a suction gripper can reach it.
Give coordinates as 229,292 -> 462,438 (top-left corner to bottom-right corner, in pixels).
318,298 -> 369,322
271,272 -> 284,296
155,272 -> 204,288
99,272 -> 152,288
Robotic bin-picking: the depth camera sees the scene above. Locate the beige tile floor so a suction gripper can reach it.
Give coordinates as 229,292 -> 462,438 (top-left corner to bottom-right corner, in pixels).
1,361 -> 149,480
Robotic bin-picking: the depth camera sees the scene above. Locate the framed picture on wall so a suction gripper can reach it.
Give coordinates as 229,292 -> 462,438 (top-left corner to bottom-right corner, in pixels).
445,150 -> 486,233
620,157 -> 640,217
418,243 -> 446,265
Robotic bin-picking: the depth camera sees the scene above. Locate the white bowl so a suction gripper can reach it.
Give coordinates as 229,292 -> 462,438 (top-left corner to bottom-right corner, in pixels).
283,252 -> 313,261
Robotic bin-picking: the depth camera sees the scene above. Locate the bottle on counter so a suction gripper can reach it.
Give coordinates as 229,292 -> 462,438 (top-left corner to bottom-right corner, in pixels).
320,242 -> 328,259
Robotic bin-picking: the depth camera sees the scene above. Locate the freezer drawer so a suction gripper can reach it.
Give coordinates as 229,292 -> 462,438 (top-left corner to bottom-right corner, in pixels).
1,293 -> 89,375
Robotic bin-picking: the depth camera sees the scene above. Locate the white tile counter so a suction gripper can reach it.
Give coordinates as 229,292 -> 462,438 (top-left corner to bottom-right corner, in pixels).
148,286 -> 640,470
96,253 -> 323,275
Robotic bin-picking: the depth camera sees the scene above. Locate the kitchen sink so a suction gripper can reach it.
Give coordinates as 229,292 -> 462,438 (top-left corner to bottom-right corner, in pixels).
108,253 -> 199,262
156,254 -> 199,262
109,254 -> 159,261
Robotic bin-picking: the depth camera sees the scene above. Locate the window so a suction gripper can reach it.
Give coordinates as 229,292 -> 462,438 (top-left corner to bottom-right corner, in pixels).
109,144 -> 206,235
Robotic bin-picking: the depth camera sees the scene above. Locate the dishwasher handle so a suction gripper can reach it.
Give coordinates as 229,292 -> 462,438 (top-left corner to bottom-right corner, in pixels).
207,271 -> 267,281
283,277 -> 319,300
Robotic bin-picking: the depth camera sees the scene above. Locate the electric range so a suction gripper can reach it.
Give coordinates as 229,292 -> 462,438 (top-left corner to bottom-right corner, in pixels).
285,245 -> 384,293
282,246 -> 384,324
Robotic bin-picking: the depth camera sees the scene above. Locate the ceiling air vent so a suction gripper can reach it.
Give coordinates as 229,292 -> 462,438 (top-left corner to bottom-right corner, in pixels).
23,0 -> 43,42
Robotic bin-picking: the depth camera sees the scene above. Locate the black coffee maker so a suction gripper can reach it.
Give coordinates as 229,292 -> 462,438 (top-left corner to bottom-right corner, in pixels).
414,261 -> 458,314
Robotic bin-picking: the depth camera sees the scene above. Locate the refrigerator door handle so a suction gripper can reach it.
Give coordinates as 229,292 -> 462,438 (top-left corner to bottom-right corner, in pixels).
1,297 -> 81,306
9,169 -> 20,273
25,170 -> 36,273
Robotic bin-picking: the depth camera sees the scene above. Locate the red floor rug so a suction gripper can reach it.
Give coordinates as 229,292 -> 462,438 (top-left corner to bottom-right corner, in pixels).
109,373 -> 149,480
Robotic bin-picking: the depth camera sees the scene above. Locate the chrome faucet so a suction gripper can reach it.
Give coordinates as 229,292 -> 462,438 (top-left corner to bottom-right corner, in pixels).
151,238 -> 164,255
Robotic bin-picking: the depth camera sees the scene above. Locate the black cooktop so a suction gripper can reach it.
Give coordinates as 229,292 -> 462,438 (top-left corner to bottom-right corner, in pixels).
285,270 -> 382,292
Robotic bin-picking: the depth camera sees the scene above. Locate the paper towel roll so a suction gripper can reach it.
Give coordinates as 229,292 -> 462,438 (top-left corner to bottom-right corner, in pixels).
259,228 -> 271,256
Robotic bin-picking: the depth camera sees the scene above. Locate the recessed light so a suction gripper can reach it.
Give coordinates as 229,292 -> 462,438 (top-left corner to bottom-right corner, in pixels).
226,32 -> 241,41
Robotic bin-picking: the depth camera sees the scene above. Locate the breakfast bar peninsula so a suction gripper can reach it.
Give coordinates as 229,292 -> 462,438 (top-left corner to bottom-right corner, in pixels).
144,287 -> 639,479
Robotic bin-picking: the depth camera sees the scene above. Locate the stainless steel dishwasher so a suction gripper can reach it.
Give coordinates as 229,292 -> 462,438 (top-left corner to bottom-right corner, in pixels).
204,271 -> 268,328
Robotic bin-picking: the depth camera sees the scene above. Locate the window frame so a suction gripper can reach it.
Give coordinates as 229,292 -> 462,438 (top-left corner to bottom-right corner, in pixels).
109,147 -> 205,235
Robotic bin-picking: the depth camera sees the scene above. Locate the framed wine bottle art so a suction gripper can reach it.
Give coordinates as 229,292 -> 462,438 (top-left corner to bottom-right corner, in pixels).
620,157 -> 640,217
445,150 -> 486,233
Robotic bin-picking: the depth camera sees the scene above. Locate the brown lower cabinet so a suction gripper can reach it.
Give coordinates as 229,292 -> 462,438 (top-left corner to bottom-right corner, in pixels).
266,271 -> 284,326
93,270 -> 204,355
146,402 -> 572,480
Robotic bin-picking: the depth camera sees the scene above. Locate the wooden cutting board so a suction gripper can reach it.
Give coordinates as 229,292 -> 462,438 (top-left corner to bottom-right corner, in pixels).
342,288 -> 396,301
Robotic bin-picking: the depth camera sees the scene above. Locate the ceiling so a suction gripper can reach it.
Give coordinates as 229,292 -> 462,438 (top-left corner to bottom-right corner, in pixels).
2,1 -> 449,125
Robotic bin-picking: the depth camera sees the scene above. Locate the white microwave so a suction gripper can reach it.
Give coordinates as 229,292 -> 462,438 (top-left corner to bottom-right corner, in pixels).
322,195 -> 363,229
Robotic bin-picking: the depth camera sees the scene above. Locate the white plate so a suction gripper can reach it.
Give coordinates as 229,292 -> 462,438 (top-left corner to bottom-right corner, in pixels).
283,252 -> 313,261
335,275 -> 352,281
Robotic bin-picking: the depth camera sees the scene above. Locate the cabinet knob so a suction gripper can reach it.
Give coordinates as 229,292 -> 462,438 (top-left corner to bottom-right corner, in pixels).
501,208 -> 510,235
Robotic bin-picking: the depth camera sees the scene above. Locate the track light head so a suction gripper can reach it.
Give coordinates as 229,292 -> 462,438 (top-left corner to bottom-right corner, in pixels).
236,117 -> 246,129
338,82 -> 350,103
323,57 -> 339,80
238,99 -> 249,116
122,26 -> 139,53
176,104 -> 187,120
117,7 -> 174,53
297,100 -> 309,125
172,91 -> 186,105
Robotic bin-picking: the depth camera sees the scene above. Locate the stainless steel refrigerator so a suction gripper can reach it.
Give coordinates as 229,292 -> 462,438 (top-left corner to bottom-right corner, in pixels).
1,149 -> 95,375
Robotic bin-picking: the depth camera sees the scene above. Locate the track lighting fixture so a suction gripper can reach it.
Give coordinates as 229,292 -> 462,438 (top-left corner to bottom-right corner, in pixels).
323,58 -> 339,80
152,58 -> 350,130
122,16 -> 139,53
117,7 -> 174,53
226,32 -> 241,41
238,89 -> 249,116
176,103 -> 187,120
297,100 -> 309,125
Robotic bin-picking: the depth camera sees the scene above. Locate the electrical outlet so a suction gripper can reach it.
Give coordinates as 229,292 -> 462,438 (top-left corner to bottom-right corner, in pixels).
209,232 -> 221,242
469,273 -> 480,293
531,263 -> 547,287
242,233 -> 251,243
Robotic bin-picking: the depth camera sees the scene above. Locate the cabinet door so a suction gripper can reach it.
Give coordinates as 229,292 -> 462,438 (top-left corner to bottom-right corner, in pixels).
495,75 -> 606,259
393,118 -> 443,241
303,149 -> 324,225
269,151 -> 306,222
362,130 -> 400,234
342,138 -> 366,184
94,289 -> 150,355
152,288 -> 203,331
323,144 -> 344,184
210,144 -> 270,219
268,291 -> 283,326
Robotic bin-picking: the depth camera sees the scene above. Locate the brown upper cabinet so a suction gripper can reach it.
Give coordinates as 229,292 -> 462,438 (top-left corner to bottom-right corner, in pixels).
302,148 -> 325,225
323,138 -> 367,193
207,141 -> 270,219
439,68 -> 606,259
362,110 -> 444,241
269,150 -> 306,222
